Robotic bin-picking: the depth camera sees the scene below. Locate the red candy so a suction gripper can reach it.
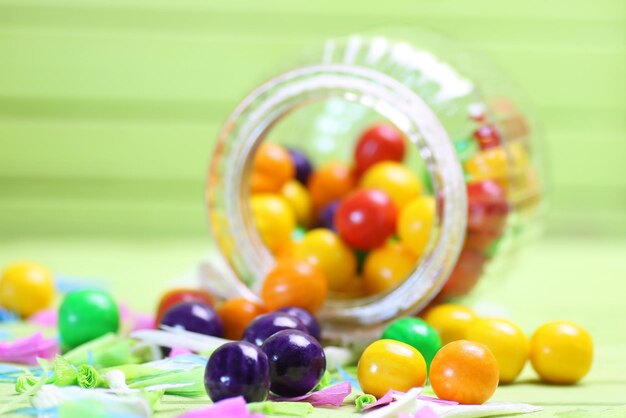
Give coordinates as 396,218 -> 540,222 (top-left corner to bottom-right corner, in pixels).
335,189 -> 397,250
354,123 -> 406,175
473,124 -> 502,150
437,249 -> 487,300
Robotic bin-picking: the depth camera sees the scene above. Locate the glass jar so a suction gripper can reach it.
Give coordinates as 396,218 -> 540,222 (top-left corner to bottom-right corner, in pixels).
204,29 -> 544,346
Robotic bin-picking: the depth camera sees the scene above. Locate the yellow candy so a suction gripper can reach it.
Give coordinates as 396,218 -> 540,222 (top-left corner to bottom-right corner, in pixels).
291,228 -> 356,292
359,162 -> 422,209
424,304 -> 478,345
280,180 -> 313,227
397,196 -> 435,256
358,339 -> 427,398
0,262 -> 54,317
530,321 -> 593,384
363,242 -> 418,295
466,318 -> 529,383
250,194 -> 296,253
464,147 -> 509,183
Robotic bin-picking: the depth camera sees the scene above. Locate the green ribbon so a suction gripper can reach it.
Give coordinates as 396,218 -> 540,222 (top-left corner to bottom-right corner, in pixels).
249,401 -> 314,416
355,393 -> 377,410
77,365 -> 105,388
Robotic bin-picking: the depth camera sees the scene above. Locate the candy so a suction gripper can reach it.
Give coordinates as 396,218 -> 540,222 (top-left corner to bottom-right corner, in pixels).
530,321 -> 593,384
466,318 -> 529,383
464,147 -> 508,184
362,243 -> 417,295
291,229 -> 357,292
261,259 -> 328,314
59,289 -> 120,349
155,288 -> 214,327
357,339 -> 426,398
465,180 -> 509,251
0,262 -> 54,317
423,304 -> 478,345
250,143 -> 295,194
354,123 -> 406,175
429,340 -> 499,404
437,249 -> 487,300
217,298 -> 267,340
307,162 -> 356,211
473,124 -> 501,150
281,180 -> 314,227
397,196 -> 435,256
243,313 -> 308,347
261,330 -> 326,396
287,149 -> 314,185
205,341 -> 270,402
317,200 -> 340,231
335,189 -> 398,251
381,317 -> 442,369
359,162 -> 422,209
250,194 -> 296,253
276,307 -> 321,341
160,301 -> 223,338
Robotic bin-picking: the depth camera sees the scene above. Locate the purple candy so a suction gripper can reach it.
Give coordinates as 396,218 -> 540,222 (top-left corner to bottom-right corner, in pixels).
288,149 -> 313,185
160,301 -> 223,338
318,200 -> 340,231
262,330 -> 326,397
243,313 -> 308,347
205,341 -> 270,403
276,307 -> 321,341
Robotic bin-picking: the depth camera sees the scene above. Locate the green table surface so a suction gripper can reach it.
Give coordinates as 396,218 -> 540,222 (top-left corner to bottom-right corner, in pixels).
1,236 -> 625,417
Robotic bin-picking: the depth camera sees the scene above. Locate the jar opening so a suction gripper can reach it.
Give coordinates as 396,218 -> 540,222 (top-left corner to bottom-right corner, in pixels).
207,64 -> 467,340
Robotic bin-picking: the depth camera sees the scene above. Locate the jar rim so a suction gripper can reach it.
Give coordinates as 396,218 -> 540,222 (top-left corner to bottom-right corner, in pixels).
206,63 -> 467,341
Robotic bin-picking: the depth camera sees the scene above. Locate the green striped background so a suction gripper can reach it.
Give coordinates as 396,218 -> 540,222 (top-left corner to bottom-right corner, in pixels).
1,0 -> 624,239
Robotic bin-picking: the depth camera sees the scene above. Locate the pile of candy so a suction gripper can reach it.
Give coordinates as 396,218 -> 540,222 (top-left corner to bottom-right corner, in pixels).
0,262 -> 593,418
249,119 -> 534,304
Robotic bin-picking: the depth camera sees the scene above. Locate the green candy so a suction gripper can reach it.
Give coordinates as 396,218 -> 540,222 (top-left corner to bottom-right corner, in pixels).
59,289 -> 120,349
381,317 -> 442,368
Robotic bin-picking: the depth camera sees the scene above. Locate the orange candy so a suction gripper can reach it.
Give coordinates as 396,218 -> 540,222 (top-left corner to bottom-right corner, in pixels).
250,143 -> 295,194
429,340 -> 499,404
261,259 -> 328,313
308,162 -> 357,211
217,298 -> 267,340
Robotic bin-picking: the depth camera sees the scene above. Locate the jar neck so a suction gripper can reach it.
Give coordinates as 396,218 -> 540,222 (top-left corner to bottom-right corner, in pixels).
207,64 -> 467,343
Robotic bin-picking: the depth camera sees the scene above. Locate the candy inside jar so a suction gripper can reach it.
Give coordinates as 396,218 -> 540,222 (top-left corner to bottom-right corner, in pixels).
206,32 -> 543,345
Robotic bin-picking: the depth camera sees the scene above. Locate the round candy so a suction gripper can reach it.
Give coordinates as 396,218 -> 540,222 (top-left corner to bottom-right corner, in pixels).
530,321 -> 593,384
423,304 -> 478,345
317,200 -> 340,231
276,307 -> 321,341
250,194 -> 296,253
281,180 -> 313,227
160,301 -> 223,338
291,229 -> 356,292
354,123 -> 406,175
59,289 -> 120,349
261,259 -> 327,314
362,243 -> 417,295
217,298 -> 267,340
464,147 -> 508,184
429,340 -> 499,404
438,249 -> 487,300
261,330 -> 326,397
205,341 -> 270,402
397,196 -> 435,256
466,318 -> 529,384
155,288 -> 214,327
288,149 -> 313,185
0,262 -> 54,317
381,317 -> 442,369
243,312 -> 308,347
473,124 -> 502,150
250,142 -> 295,194
359,162 -> 422,209
307,162 -> 356,211
357,339 -> 427,398
335,189 -> 397,250
466,180 -> 509,251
